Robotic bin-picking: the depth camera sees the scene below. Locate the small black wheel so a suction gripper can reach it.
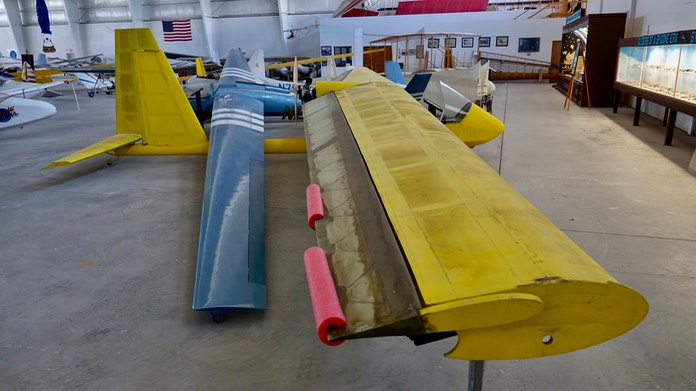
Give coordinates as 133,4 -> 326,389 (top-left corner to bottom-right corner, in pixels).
106,91 -> 112,95
211,315 -> 225,323
88,91 -> 95,97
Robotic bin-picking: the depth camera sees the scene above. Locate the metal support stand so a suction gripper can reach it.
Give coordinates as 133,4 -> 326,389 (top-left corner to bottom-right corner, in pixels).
633,97 -> 642,126
468,360 -> 485,391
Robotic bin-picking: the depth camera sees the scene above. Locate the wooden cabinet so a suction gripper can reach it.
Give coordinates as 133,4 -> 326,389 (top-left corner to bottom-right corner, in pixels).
555,13 -> 627,107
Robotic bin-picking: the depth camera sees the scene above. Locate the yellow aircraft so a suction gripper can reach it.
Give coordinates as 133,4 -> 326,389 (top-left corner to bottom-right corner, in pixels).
314,67 -> 504,147
301,67 -> 648,360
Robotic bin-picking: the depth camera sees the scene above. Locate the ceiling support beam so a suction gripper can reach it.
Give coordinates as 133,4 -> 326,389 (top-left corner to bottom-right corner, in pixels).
127,0 -> 144,28
2,0 -> 26,54
62,0 -> 85,56
198,0 -> 215,61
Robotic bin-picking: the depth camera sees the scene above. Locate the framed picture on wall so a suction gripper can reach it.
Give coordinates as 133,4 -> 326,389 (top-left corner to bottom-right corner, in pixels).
445,38 -> 457,48
416,45 -> 424,59
496,36 -> 509,47
320,46 -> 331,65
518,37 -> 541,53
427,38 -> 440,49
479,36 -> 491,48
461,37 -> 474,48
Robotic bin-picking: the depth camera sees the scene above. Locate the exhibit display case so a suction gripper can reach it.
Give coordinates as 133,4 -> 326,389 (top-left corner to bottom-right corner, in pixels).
555,13 -> 627,107
613,29 -> 696,145
616,36 -> 696,104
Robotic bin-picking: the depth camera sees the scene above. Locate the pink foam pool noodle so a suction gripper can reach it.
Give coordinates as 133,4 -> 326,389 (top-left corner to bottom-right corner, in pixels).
306,184 -> 324,230
303,246 -> 346,346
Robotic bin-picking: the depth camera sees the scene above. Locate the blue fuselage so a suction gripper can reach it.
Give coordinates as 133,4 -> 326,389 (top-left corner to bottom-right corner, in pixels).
190,81 -> 300,116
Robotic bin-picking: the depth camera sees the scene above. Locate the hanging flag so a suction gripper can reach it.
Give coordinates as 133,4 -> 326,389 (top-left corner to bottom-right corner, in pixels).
36,0 -> 52,35
162,20 -> 192,42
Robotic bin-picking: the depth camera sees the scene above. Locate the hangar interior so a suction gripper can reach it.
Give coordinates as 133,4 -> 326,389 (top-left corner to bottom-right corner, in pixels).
1,0 -> 696,390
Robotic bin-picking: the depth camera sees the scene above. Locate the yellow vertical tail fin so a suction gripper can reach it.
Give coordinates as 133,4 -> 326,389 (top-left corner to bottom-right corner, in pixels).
115,28 -> 208,155
195,58 -> 208,78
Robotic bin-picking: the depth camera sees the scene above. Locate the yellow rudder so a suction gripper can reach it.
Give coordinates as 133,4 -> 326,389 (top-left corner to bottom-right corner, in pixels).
195,58 -> 208,78
114,28 -> 208,155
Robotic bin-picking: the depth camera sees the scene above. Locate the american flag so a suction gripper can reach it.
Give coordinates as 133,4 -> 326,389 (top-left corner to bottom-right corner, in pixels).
162,20 -> 192,42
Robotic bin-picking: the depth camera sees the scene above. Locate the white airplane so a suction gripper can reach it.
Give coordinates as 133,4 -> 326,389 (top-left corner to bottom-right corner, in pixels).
0,97 -> 56,130
68,71 -> 115,97
0,73 -> 73,130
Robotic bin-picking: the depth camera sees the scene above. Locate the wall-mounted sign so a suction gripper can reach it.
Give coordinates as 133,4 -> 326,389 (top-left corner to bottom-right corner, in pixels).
637,30 -> 696,46
566,9 -> 582,24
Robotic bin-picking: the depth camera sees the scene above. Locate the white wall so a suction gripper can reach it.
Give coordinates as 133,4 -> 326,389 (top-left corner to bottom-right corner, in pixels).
588,0 -> 696,133
319,10 -> 565,73
208,16 -> 284,59
0,15 -> 325,63
21,24 -> 77,59
588,0 -> 696,38
80,22 -> 135,60
0,27 -> 19,58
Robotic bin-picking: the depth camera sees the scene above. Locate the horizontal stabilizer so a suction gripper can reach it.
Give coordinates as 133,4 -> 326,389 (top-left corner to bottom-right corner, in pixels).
43,134 -> 141,169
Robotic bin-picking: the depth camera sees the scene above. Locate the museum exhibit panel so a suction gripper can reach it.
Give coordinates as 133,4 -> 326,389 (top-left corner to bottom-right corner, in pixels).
613,29 -> 696,145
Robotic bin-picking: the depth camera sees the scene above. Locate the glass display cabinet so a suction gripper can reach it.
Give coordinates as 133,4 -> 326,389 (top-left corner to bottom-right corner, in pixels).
614,30 -> 696,145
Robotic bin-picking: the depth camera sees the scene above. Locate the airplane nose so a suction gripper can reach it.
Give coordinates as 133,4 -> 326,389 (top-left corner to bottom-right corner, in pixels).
445,103 -> 504,147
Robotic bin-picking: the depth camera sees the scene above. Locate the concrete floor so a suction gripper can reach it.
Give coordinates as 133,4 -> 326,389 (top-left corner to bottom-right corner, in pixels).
1,82 -> 695,390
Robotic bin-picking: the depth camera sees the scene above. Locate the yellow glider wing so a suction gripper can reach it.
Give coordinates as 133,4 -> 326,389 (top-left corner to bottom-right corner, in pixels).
43,134 -> 141,169
302,82 -> 648,360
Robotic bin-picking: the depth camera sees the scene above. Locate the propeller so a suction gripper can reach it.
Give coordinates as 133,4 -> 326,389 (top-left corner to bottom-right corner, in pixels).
293,56 -> 299,122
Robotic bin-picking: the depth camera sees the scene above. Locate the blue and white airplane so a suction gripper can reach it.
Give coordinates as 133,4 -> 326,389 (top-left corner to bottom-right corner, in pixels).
44,28 -> 306,322
183,49 -> 299,118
